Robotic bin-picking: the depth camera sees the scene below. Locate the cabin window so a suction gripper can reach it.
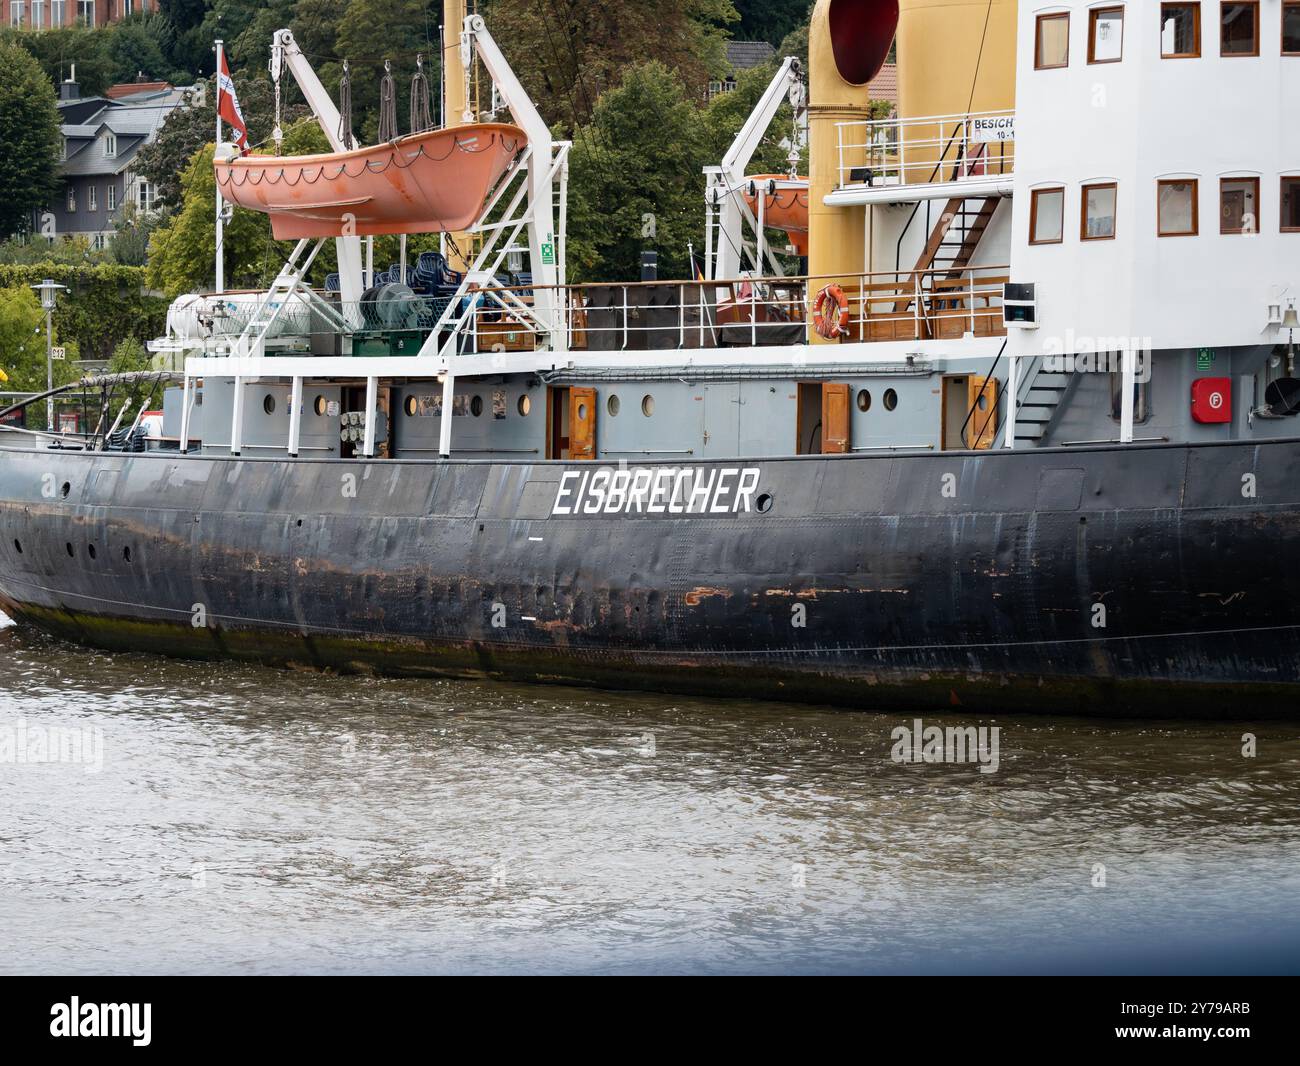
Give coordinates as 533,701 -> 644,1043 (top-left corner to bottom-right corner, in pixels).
1088,6 -> 1125,63
1285,2 -> 1300,55
1157,179 -> 1198,236
1035,13 -> 1070,68
1081,182 -> 1118,240
1030,187 -> 1066,244
1281,178 -> 1300,232
1160,3 -> 1201,57
1110,362 -> 1151,423
1220,177 -> 1259,233
1220,2 -> 1259,56
856,389 -> 871,411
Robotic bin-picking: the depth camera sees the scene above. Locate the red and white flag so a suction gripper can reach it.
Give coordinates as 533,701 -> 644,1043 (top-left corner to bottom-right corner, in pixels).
217,50 -> 249,150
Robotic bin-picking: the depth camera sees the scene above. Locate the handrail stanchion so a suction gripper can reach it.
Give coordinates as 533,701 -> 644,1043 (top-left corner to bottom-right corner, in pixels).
678,284 -> 685,349
622,286 -> 629,350
750,281 -> 758,346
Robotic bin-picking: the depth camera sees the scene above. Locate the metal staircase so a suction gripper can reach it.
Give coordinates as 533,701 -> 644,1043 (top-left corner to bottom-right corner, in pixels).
1011,357 -> 1075,445
894,196 -> 1001,314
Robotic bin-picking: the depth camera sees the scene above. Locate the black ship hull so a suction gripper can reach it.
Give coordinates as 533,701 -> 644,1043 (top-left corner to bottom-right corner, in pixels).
2,438 -> 1299,717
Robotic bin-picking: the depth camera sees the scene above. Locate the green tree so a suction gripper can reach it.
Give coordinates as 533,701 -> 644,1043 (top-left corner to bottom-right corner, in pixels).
0,285 -> 77,393
1,26 -> 116,97
487,0 -> 738,136
734,0 -> 812,46
0,40 -> 62,239
566,61 -> 713,282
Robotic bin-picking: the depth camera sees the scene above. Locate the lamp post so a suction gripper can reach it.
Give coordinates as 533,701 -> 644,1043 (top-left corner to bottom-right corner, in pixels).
31,279 -> 67,433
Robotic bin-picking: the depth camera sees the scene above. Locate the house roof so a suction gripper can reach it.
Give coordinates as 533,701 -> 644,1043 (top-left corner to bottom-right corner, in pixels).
105,81 -> 173,100
57,92 -> 190,178
868,62 -> 898,107
726,40 -> 777,71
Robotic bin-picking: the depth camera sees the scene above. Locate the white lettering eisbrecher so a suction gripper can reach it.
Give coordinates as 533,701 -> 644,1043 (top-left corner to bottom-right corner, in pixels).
551,466 -> 762,516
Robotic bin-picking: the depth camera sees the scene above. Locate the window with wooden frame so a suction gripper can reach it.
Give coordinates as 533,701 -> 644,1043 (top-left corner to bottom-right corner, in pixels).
1035,12 -> 1070,68
1220,176 -> 1260,233
1284,2 -> 1300,55
1160,3 -> 1201,57
1089,6 -> 1125,63
1081,182 -> 1118,240
1281,177 -> 1300,233
1157,179 -> 1198,236
1030,187 -> 1066,243
1220,2 -> 1259,56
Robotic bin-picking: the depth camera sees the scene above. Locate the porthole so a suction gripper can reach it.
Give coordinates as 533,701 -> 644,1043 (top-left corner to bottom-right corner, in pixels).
577,402 -> 588,422
65,543 -> 74,557
755,492 -> 774,513
607,394 -> 621,416
641,394 -> 655,417
61,481 -> 71,498
123,546 -> 132,563
263,394 -> 276,415
88,544 -> 96,560
883,388 -> 898,411
13,539 -> 21,554
977,394 -> 989,412
856,389 -> 871,412
518,395 -> 532,416
314,395 -> 328,417
470,395 -> 484,417
404,395 -> 418,417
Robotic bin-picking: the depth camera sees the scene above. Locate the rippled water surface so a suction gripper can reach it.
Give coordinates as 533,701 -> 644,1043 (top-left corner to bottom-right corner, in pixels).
2,610 -> 1299,975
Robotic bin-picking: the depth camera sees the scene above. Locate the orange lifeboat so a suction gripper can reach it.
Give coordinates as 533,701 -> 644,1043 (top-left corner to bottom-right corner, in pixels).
741,174 -> 809,256
214,123 -> 525,240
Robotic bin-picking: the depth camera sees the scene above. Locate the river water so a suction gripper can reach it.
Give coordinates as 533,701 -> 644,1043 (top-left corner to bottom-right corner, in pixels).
2,609 -> 1298,975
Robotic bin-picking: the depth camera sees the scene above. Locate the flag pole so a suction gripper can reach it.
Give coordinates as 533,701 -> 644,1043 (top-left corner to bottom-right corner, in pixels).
215,39 -> 225,294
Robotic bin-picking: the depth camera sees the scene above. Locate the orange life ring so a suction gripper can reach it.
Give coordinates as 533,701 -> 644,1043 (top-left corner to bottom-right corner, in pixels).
813,284 -> 850,339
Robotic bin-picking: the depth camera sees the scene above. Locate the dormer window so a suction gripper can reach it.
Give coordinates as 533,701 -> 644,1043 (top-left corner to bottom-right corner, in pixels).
1088,6 -> 1125,64
1220,2 -> 1259,57
103,132 -> 116,159
1160,4 -> 1201,58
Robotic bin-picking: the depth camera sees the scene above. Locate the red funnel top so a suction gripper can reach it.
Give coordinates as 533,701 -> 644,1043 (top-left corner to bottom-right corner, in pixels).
829,0 -> 899,86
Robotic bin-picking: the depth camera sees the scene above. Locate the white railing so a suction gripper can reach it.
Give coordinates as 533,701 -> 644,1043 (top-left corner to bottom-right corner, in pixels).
835,110 -> 1015,189
458,265 -> 1009,351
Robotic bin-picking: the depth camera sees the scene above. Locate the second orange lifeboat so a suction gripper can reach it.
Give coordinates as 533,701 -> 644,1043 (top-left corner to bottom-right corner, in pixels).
215,123 -> 525,240
741,175 -> 810,256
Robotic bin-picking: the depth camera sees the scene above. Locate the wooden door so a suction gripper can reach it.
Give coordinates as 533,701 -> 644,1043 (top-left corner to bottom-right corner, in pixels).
821,382 -> 851,454
965,375 -> 999,450
569,386 -> 597,460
